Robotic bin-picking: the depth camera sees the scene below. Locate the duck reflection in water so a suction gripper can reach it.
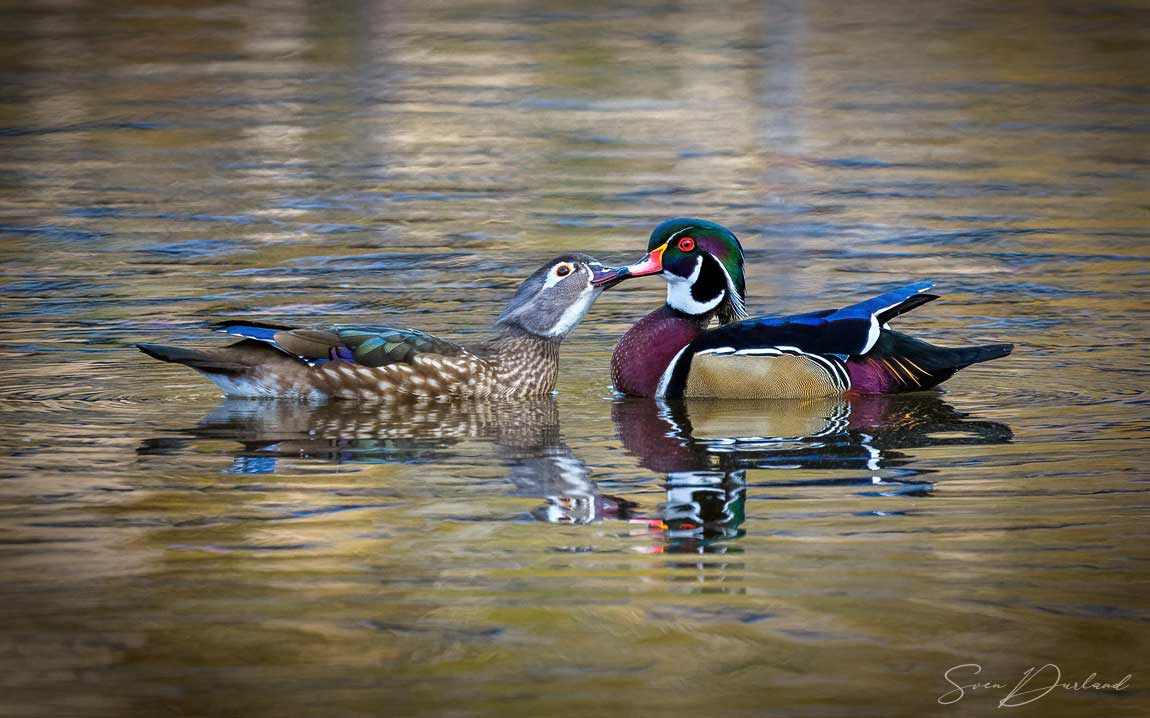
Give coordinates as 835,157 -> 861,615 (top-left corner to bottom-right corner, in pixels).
612,394 -> 1013,553
139,394 -> 1012,547
138,398 -> 635,525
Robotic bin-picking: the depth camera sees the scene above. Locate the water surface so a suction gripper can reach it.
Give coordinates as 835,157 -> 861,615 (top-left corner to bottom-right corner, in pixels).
1,0 -> 1147,716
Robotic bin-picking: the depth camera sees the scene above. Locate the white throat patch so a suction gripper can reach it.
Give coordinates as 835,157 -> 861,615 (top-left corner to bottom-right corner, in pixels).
664,256 -> 725,315
545,286 -> 598,337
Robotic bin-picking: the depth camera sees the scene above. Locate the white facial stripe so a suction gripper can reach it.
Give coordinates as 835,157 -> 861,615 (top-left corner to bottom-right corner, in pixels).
659,255 -> 699,289
665,256 -> 724,315
712,256 -> 747,319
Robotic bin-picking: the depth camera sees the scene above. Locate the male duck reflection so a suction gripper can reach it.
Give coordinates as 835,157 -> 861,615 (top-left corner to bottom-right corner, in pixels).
595,218 -> 1014,399
138,255 -> 619,400
612,394 -> 1013,553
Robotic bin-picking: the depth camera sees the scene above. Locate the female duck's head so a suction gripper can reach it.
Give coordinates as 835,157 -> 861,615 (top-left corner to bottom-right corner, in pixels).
497,253 -> 622,338
595,218 -> 748,323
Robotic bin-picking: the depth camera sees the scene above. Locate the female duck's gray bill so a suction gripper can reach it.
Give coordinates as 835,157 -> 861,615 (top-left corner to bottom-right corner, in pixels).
590,263 -> 630,289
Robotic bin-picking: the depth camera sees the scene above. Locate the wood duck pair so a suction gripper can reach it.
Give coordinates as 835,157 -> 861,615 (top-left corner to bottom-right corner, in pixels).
139,219 -> 1012,401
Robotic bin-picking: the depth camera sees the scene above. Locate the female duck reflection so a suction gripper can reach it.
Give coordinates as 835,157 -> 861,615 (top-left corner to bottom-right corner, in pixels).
141,395 -> 1011,550
138,398 -> 633,525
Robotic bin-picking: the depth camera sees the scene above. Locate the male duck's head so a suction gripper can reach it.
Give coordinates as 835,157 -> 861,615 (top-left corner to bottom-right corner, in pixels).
595,218 -> 748,323
497,253 -> 621,339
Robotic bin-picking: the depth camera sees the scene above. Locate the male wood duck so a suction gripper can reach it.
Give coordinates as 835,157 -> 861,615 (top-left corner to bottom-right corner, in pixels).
138,254 -> 619,400
594,218 -> 1013,399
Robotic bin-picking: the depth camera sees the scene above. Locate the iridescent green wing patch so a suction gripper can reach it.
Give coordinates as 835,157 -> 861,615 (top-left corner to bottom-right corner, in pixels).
335,325 -> 466,367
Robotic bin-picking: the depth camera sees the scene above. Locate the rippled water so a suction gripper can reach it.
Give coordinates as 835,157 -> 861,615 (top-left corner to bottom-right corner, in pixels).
1,0 -> 1147,715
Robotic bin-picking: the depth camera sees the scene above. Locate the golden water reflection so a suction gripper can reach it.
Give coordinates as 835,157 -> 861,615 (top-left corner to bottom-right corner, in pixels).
144,394 -> 1014,556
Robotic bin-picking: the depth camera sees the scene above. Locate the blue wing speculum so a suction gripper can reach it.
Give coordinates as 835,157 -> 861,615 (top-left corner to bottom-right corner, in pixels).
218,322 -> 282,342
215,320 -> 330,365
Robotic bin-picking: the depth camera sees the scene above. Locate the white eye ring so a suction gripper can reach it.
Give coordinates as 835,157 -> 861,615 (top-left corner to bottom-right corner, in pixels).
543,261 -> 579,289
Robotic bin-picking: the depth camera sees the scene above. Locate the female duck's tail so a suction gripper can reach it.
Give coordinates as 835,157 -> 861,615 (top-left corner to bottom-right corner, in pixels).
137,342 -> 253,374
137,341 -> 301,398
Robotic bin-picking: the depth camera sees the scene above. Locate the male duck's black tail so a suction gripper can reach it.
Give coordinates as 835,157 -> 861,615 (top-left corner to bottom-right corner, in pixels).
936,341 -> 1015,369
859,331 -> 1013,392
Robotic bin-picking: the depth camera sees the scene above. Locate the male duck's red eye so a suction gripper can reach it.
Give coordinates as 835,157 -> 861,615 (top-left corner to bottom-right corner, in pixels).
678,237 -> 695,252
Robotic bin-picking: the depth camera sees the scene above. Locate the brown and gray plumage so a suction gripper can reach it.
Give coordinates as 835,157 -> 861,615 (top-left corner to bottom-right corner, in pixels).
137,254 -> 619,401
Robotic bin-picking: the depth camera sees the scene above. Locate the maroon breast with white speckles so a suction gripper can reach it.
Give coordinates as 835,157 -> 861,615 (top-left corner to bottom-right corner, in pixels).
611,306 -> 708,397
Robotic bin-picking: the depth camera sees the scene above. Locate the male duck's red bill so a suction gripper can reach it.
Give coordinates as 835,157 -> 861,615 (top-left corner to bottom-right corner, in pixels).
593,242 -> 668,286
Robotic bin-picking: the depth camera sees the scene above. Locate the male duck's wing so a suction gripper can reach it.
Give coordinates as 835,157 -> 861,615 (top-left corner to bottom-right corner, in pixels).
216,321 -> 468,367
657,282 -> 938,398
699,281 -> 937,357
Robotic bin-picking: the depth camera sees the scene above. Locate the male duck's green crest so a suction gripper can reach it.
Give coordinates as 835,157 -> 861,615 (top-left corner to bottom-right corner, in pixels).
596,217 -> 748,324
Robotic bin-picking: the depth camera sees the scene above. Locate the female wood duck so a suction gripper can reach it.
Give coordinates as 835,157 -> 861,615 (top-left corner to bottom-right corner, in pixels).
594,218 -> 1013,399
138,254 -> 620,401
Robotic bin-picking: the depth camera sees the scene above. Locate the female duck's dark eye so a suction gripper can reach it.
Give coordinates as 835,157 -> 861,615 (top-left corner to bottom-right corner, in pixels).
678,237 -> 696,252
555,264 -> 572,277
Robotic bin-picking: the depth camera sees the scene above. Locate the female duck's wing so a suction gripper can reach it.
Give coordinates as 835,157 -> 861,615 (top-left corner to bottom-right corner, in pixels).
216,321 -> 468,367
657,282 -> 938,398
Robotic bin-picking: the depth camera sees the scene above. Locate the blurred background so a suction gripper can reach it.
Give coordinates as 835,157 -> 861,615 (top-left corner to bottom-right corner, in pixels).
0,1 -> 1147,716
